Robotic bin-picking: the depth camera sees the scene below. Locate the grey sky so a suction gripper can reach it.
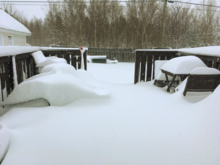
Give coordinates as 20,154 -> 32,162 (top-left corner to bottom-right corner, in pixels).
0,0 -> 219,21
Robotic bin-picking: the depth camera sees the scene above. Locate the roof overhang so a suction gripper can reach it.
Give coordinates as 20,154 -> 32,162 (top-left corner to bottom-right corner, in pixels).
0,28 -> 31,36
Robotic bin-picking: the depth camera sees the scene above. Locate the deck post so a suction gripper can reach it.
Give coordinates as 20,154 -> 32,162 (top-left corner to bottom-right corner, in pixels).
134,51 -> 141,84
140,52 -> 146,82
146,54 -> 152,81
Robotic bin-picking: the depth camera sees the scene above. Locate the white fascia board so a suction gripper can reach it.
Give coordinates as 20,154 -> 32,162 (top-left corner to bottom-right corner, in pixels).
0,28 -> 31,36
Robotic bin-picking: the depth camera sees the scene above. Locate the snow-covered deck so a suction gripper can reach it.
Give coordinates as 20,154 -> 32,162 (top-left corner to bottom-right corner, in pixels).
0,63 -> 220,165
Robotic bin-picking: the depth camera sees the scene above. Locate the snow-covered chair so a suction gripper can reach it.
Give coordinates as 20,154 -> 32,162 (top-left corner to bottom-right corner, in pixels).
31,51 -> 67,73
183,67 -> 220,96
160,56 -> 207,92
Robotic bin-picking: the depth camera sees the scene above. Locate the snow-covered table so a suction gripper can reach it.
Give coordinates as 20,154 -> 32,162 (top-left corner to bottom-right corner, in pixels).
160,56 -> 207,92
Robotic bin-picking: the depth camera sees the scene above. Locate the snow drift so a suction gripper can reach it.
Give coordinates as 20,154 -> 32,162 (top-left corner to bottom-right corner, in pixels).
0,63 -> 109,106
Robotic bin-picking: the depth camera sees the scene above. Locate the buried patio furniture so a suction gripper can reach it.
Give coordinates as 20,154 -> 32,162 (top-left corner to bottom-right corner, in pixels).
183,67 -> 220,96
154,60 -> 179,87
32,50 -> 67,73
160,56 -> 207,92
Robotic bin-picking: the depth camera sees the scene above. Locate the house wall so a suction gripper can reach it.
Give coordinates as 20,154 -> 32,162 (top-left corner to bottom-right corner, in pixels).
0,31 -> 27,46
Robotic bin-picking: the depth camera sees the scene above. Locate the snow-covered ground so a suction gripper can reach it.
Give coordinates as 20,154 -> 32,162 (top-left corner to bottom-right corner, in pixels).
0,62 -> 220,165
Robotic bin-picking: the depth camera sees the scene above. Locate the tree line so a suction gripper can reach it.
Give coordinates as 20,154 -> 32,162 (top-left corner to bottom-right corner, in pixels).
2,0 -> 219,49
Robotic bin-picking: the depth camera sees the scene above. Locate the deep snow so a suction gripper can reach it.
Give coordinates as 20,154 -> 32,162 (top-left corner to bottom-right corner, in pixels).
0,63 -> 220,165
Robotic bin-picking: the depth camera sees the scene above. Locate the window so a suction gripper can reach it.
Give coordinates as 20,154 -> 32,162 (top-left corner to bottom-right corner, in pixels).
0,34 -> 2,46
8,36 -> 13,46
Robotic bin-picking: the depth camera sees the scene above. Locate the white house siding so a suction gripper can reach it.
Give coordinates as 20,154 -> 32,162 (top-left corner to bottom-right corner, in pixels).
0,31 -> 27,46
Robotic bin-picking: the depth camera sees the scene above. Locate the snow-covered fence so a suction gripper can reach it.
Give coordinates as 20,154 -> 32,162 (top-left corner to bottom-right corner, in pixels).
88,48 -> 134,62
0,46 -> 87,102
134,47 -> 220,84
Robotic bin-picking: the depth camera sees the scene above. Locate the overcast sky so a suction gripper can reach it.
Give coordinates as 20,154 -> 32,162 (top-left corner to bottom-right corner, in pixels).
0,0 -> 219,21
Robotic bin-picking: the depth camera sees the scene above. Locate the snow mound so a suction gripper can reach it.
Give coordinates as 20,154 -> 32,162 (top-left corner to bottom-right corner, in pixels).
190,67 -> 220,75
0,64 -> 110,106
0,123 -> 9,163
161,56 -> 207,74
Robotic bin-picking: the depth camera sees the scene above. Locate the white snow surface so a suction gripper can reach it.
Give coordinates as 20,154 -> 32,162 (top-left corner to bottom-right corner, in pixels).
0,9 -> 31,35
0,63 -> 220,165
0,123 -> 9,163
0,63 -> 109,106
161,56 -> 207,74
190,67 -> 220,75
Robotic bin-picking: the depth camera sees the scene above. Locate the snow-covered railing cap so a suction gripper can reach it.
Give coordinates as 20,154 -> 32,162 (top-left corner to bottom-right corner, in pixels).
179,46 -> 220,57
135,49 -> 179,52
40,47 -> 88,51
0,46 -> 40,57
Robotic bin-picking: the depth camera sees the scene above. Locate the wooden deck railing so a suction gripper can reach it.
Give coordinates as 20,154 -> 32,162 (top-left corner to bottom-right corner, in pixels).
0,47 -> 87,102
134,49 -> 220,84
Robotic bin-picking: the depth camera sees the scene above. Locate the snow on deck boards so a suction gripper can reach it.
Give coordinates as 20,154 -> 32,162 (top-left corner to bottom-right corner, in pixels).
0,63 -> 220,165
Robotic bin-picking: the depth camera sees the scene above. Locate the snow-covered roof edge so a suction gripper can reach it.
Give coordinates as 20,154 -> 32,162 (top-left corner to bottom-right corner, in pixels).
0,9 -> 31,35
